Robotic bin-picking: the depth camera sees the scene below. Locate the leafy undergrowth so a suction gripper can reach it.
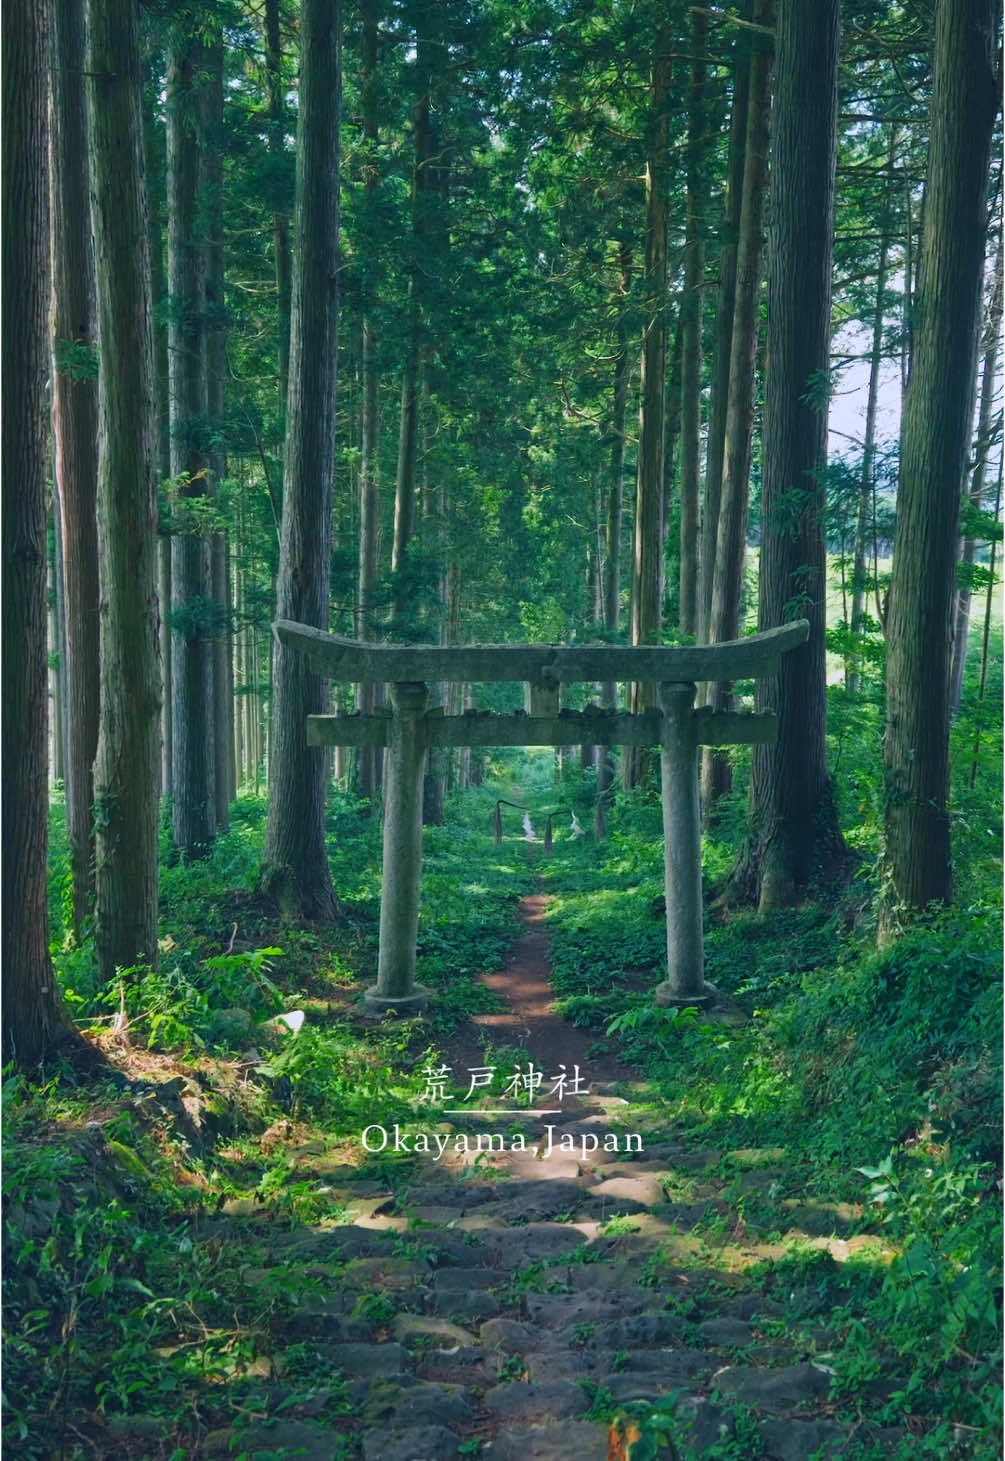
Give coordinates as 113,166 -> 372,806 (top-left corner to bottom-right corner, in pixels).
9,774 -> 536,1459
542,779 -> 1003,1454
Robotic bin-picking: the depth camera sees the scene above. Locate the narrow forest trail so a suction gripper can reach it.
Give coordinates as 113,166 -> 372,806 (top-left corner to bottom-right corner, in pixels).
216,880 -> 907,1461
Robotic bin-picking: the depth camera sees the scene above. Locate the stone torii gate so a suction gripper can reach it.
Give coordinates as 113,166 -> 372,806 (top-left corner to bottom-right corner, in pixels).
275,617 -> 809,1016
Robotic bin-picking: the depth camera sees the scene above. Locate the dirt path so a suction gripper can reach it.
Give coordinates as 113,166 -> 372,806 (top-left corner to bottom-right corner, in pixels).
443,892 -> 640,1090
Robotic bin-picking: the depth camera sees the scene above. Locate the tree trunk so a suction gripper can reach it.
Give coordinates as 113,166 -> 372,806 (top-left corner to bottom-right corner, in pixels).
700,1 -> 751,648
357,1 -> 383,802
203,35 -> 231,832
168,25 -> 215,858
48,507 -> 65,785
144,94 -> 173,800
627,35 -> 671,789
50,0 -> 100,939
678,8 -> 708,639
596,246 -> 632,831
882,0 -> 998,929
738,0 -> 848,911
848,130 -> 898,697
949,226 -> 1002,714
3,0 -> 70,1065
702,0 -> 774,812
87,0 -> 161,983
263,0 -> 341,922
265,0 -> 292,414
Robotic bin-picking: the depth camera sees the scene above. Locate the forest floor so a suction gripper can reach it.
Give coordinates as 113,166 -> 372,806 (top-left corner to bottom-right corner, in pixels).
6,753 -> 1002,1460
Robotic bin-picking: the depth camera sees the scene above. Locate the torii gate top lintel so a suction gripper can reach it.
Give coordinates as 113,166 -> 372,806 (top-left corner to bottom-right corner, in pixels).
273,618 -> 810,686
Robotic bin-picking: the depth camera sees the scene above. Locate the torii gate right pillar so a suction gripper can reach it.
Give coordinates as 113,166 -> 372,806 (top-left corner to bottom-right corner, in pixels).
655,681 -> 718,1007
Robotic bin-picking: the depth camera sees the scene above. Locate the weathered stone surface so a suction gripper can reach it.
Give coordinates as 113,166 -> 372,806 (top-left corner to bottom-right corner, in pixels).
393,1314 -> 477,1347
362,1425 -> 461,1461
713,1361 -> 833,1413
484,1420 -> 610,1460
360,1377 -> 473,1429
400,1182 -> 497,1209
206,1420 -> 339,1460
697,1316 -> 755,1348
576,1194 -> 650,1219
435,1289 -> 501,1321
526,1291 -> 646,1328
480,1318 -> 545,1353
591,1314 -> 688,1349
483,1378 -> 589,1421
344,1256 -> 430,1290
477,1180 -> 585,1223
589,1174 -> 666,1207
608,1347 -> 721,1380
480,1223 -> 588,1265
431,1266 -> 500,1293
328,1341 -> 404,1377
758,1417 -> 855,1460
524,1348 -> 610,1382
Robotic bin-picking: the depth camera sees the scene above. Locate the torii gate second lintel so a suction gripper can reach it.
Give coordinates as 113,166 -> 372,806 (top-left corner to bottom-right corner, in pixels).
275,620 -> 810,1016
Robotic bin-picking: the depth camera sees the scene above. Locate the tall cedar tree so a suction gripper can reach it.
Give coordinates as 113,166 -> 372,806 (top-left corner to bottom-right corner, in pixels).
3,0 -> 68,1065
702,0 -> 773,810
627,29 -> 671,788
263,0 -> 342,921
741,0 -> 848,909
50,0 -> 100,940
168,24 -> 216,858
882,0 -> 999,926
87,0 -> 162,982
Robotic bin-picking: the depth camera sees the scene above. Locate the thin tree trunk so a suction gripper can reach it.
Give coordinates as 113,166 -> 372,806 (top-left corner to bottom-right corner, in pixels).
848,129 -> 898,696
265,0 -> 292,414
679,8 -> 708,639
949,226 -> 1002,713
168,26 -> 215,858
735,0 -> 848,912
700,1 -> 751,647
87,0 -> 161,984
357,1 -> 383,802
203,35 -> 231,832
263,0 -> 342,921
50,0 -> 100,937
627,34 -> 671,789
596,246 -> 633,831
48,507 -> 65,785
702,0 -> 773,812
969,456 -> 1002,785
882,0 -> 998,928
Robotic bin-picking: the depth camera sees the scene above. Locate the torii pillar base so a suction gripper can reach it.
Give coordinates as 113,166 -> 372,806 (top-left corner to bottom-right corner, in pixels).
363,984 -> 431,1017
653,979 -> 720,1009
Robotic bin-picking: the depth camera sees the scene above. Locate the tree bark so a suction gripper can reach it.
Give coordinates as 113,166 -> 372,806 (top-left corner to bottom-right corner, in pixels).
949,226 -> 1002,713
627,35 -> 671,789
265,0 -> 292,415
739,0 -> 848,911
700,1 -> 751,648
702,0 -> 773,812
168,24 -> 215,857
50,0 -> 100,939
848,129 -> 898,697
87,0 -> 161,983
3,0 -> 69,1065
203,34 -> 232,831
882,0 -> 998,928
263,0 -> 342,922
678,8 -> 709,639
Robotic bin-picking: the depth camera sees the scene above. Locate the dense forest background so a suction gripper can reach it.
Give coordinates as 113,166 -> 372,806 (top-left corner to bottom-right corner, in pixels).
2,0 -> 1003,1458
